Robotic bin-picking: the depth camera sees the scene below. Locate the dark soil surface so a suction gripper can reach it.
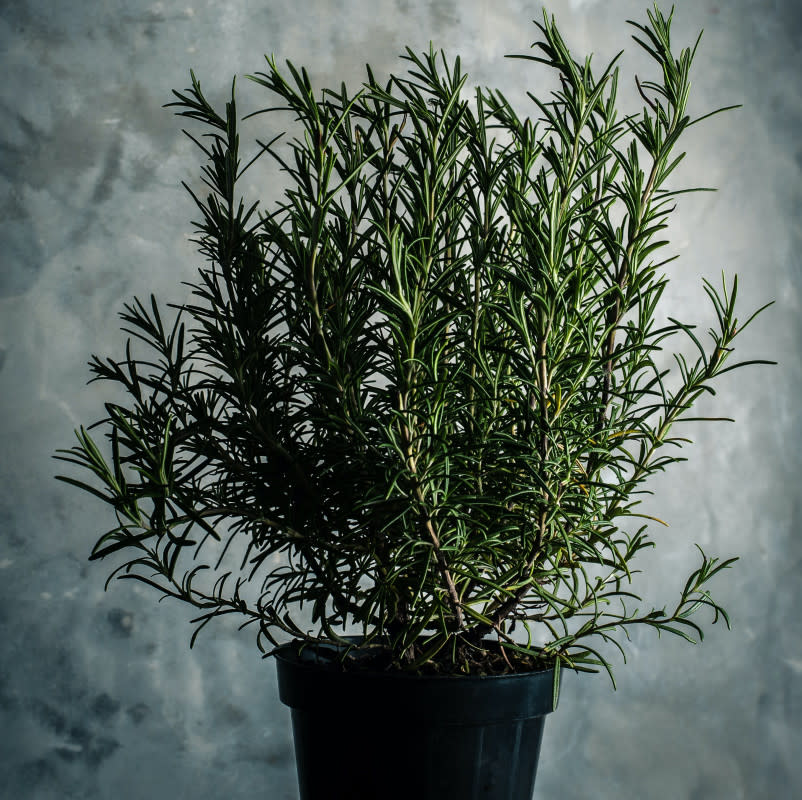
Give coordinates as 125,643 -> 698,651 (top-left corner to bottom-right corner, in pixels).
299,639 -> 552,677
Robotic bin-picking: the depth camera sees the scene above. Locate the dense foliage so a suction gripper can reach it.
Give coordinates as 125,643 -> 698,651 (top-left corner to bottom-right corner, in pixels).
56,5 -> 771,682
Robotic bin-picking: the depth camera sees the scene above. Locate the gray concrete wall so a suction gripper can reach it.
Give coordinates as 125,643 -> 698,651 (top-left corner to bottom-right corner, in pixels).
1,0 -> 799,797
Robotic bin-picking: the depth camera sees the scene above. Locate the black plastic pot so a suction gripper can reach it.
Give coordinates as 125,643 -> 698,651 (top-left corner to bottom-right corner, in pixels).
275,640 -> 558,800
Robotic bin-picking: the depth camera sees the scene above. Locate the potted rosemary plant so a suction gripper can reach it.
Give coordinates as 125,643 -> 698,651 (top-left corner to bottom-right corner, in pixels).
56,5 -> 772,798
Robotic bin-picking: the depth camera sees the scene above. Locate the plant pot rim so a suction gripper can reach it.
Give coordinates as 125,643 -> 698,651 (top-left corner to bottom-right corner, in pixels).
274,638 -> 560,722
273,637 -> 556,681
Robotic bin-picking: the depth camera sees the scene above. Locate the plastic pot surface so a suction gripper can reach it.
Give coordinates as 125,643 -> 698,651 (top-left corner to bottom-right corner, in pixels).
275,640 -> 557,800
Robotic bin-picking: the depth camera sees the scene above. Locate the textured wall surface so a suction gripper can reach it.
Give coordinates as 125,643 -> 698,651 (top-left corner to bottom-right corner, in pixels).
0,1 -> 799,798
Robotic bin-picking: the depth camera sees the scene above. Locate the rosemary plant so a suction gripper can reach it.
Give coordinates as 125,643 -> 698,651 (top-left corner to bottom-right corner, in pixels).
56,6 -> 772,682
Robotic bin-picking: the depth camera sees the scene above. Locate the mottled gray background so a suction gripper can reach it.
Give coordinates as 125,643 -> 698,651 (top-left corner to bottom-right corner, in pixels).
0,0 -> 799,797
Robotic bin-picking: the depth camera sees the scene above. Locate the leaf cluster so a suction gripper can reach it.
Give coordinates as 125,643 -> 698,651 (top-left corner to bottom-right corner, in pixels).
55,5 -> 772,682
